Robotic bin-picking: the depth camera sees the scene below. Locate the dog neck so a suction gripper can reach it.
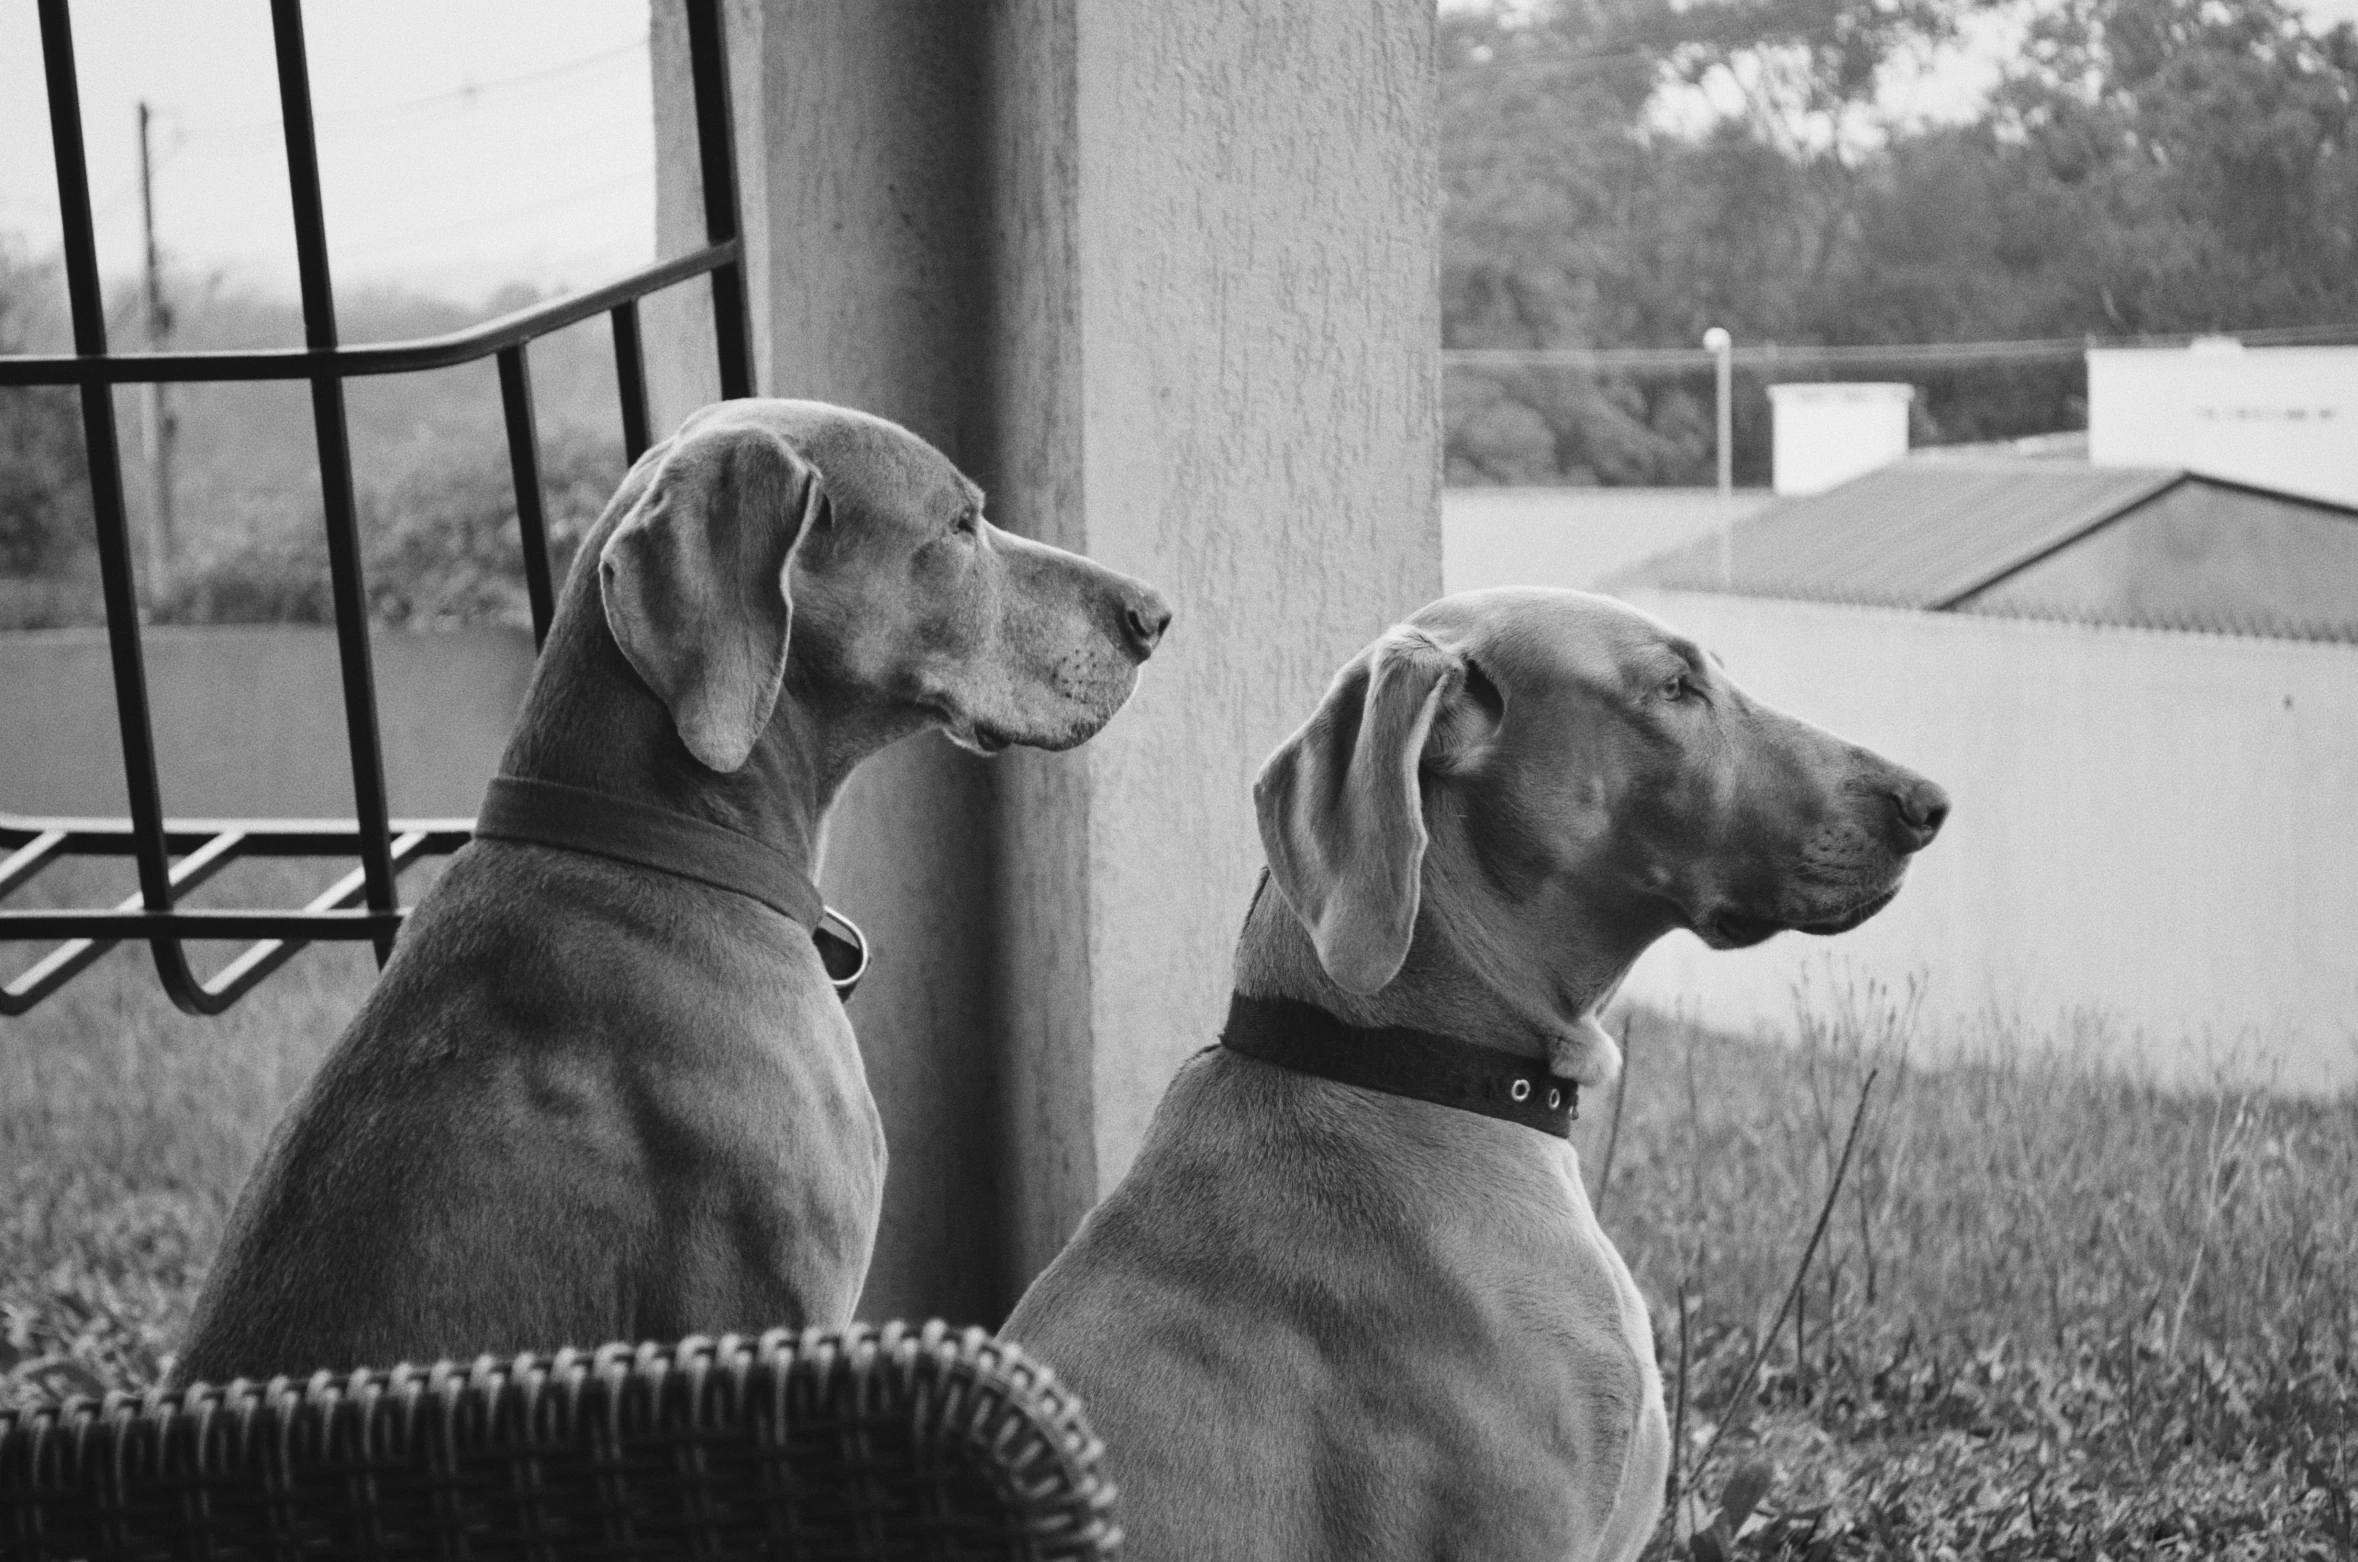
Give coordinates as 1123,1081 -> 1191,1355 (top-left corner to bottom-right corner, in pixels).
497,588 -> 928,880
1232,869 -> 1648,1087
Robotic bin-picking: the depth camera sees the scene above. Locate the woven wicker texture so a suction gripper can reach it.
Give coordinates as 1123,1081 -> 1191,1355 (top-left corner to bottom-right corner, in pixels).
0,1321 -> 1119,1562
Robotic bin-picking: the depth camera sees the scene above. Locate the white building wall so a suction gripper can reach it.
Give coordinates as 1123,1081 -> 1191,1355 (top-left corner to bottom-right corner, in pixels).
1616,590 -> 2358,1097
1768,382 -> 1913,495
1442,488 -> 1772,594
2088,343 -> 2358,507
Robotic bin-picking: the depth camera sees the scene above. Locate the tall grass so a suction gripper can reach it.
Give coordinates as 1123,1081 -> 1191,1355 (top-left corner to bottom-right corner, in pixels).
1583,978 -> 2358,1558
1592,979 -> 2358,1364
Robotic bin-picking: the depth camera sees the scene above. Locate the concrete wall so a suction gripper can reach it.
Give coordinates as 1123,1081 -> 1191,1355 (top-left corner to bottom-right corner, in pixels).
1616,590 -> 2358,1097
1442,487 -> 1770,595
0,626 -> 532,820
650,1 -> 1440,1322
2089,344 -> 2358,508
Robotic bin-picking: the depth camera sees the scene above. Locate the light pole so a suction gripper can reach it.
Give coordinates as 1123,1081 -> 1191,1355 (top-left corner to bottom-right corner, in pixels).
1703,327 -> 1734,589
1702,326 -> 1732,499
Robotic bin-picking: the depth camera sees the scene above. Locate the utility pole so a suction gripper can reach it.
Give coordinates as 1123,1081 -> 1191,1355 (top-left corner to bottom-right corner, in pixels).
137,100 -> 174,597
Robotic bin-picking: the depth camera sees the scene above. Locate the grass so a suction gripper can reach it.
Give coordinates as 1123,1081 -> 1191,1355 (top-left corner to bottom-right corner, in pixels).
3,934 -> 2353,1558
1580,976 -> 2358,1560
1,859 -> 389,1399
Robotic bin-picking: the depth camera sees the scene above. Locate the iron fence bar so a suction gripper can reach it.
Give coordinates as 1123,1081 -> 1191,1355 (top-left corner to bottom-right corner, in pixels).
271,0 -> 399,969
686,0 -> 755,398
2,0 -> 760,1014
0,244 -> 741,388
0,830 -> 68,900
36,0 -> 213,1014
496,345 -> 556,646
187,829 -> 439,1009
611,300 -> 652,462
3,910 -> 407,941
0,814 -> 473,856
0,829 -> 248,1016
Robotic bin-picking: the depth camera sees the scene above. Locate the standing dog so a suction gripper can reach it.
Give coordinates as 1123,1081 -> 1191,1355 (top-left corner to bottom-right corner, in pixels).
178,399 -> 1170,1384
1003,587 -> 1946,1562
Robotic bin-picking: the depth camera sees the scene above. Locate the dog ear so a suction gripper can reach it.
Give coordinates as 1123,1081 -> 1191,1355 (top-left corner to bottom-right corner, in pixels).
599,421 -> 827,773
1254,628 -> 1464,995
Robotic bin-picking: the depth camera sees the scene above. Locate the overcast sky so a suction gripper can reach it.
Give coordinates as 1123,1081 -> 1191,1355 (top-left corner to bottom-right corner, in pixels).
0,0 -> 652,304
5,0 -> 2358,311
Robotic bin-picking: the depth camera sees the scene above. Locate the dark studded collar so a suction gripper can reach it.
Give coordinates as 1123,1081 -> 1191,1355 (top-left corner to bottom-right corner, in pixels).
1220,991 -> 1577,1137
473,776 -> 869,999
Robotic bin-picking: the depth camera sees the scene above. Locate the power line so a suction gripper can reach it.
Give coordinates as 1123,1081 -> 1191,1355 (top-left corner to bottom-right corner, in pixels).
177,39 -> 645,139
1444,323 -> 2358,375
335,164 -> 654,259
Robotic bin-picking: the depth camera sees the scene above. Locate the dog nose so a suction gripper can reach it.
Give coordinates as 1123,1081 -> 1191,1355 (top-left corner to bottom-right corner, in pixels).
1120,588 -> 1173,659
1888,776 -> 1950,851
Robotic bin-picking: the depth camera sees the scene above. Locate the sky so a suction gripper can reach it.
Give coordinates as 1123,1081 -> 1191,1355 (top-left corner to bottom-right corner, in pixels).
0,0 -> 653,305
4,0 -> 2358,310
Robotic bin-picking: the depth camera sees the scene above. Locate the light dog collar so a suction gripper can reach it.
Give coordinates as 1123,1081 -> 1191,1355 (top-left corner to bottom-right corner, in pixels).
473,776 -> 869,1000
1219,992 -> 1577,1137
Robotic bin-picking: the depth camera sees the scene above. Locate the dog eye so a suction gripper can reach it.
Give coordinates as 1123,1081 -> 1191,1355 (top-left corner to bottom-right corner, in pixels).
1659,672 -> 1691,702
953,508 -> 981,535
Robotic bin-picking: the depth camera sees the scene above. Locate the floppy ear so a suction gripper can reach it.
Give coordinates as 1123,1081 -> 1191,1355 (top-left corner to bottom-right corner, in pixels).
1254,628 -> 1464,995
599,421 -> 826,772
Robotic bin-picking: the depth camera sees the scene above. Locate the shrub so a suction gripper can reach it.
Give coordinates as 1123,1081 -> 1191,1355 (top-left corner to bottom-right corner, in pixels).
155,425 -> 626,629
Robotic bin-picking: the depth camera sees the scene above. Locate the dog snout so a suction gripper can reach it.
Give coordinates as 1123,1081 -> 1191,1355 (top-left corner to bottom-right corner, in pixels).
1886,774 -> 1950,853
1118,583 -> 1174,661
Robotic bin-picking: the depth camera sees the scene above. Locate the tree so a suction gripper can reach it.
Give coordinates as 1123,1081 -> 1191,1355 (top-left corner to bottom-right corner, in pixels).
0,244 -> 91,589
1988,0 -> 2358,333
1441,0 -> 2358,483
158,426 -> 626,629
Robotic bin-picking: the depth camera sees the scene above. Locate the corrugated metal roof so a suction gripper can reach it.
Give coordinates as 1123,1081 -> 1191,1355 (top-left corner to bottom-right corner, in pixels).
1606,459 -> 2184,608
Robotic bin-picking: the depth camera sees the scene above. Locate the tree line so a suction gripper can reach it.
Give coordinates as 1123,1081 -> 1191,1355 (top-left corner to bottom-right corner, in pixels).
1444,0 -> 2358,484
8,0 -> 2358,628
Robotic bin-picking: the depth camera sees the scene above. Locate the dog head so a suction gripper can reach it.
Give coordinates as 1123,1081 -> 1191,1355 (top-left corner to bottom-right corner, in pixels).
600,399 -> 1170,772
1253,587 -> 1945,1076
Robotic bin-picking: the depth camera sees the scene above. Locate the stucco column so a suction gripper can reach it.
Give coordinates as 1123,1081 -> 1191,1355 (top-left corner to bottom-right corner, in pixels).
652,1 -> 1439,1323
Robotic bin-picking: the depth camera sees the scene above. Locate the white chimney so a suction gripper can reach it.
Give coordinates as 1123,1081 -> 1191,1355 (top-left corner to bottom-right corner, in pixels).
2087,342 -> 2358,507
1768,382 -> 1914,496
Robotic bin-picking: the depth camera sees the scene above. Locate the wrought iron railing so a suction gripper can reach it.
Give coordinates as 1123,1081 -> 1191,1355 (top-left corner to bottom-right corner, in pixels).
0,0 -> 754,1014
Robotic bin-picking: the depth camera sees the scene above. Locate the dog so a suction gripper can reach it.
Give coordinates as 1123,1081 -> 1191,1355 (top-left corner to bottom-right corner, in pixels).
176,398 -> 1171,1384
1001,587 -> 1947,1562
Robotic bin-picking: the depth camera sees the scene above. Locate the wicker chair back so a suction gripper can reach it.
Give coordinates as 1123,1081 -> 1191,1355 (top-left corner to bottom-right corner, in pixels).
0,1321 -> 1119,1562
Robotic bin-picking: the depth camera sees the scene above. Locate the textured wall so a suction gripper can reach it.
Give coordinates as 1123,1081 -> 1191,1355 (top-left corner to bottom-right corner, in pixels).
1618,590 -> 2358,1097
1066,2 -> 1441,1196
654,0 -> 1011,1325
0,626 -> 532,821
649,0 -> 1440,1319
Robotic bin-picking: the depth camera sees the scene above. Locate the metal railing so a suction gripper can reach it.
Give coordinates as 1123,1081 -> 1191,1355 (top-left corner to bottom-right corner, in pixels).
0,0 -> 755,1015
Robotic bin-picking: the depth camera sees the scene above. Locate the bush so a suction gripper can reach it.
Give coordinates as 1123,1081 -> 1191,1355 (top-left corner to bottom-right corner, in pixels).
0,385 -> 91,582
156,425 -> 627,630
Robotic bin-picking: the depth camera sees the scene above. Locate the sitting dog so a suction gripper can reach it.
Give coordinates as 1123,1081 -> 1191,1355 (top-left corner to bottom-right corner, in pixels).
177,398 -> 1170,1384
1002,587 -> 1946,1562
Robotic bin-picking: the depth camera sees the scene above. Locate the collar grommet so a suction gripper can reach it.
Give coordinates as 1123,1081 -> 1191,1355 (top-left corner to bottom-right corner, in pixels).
1510,1078 -> 1532,1102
